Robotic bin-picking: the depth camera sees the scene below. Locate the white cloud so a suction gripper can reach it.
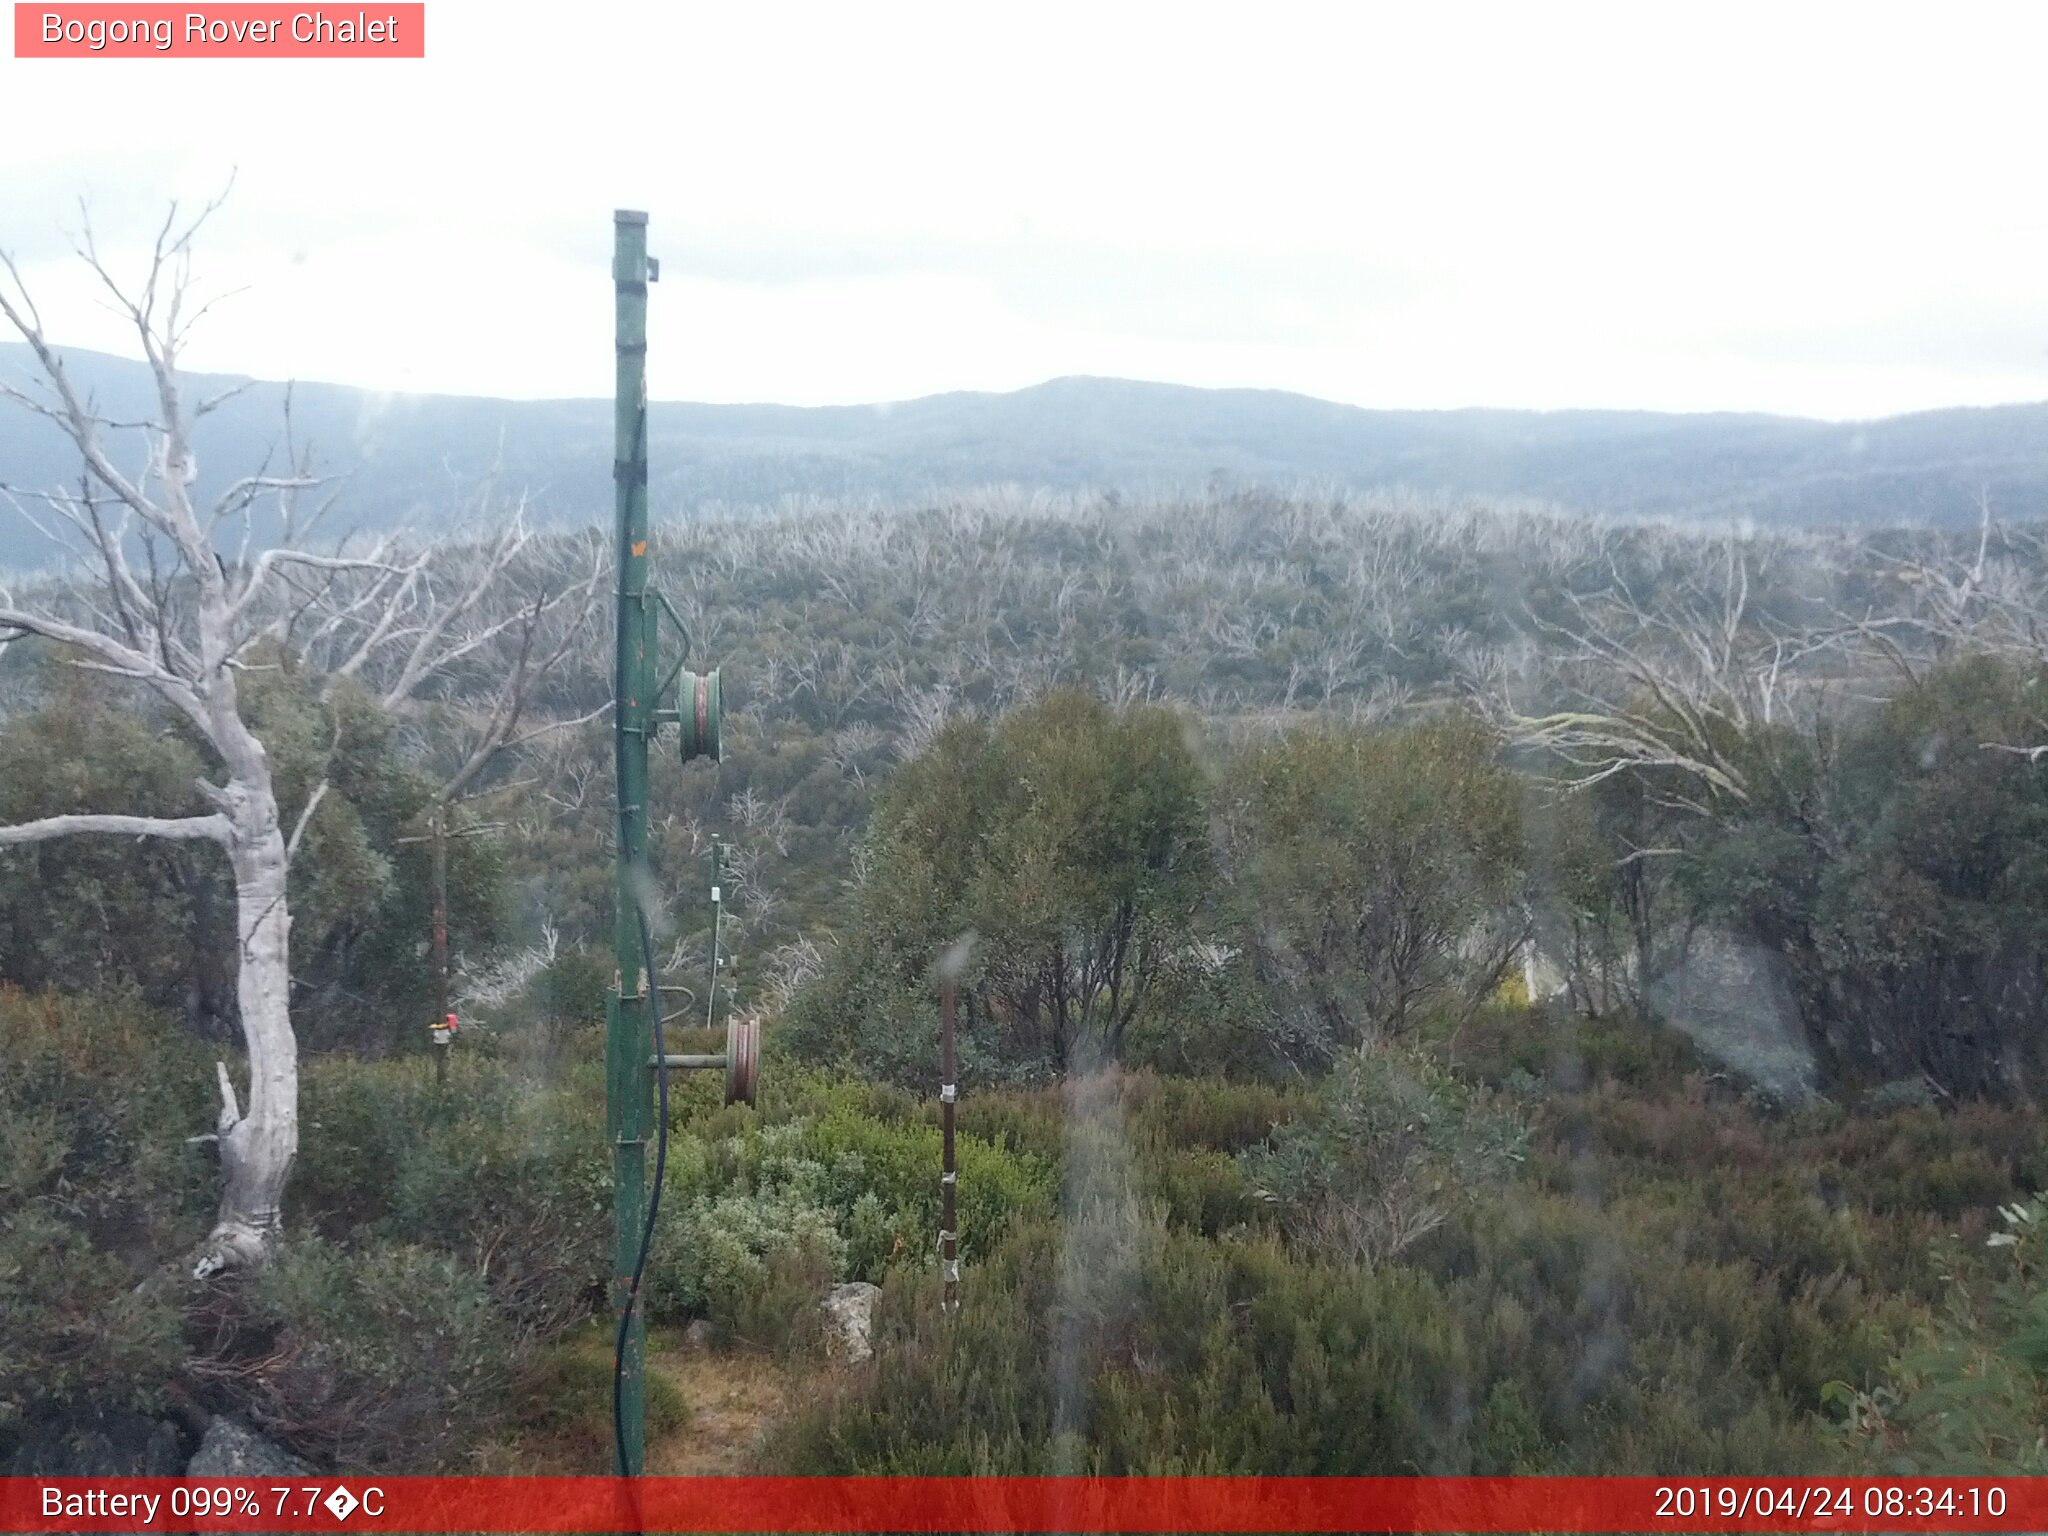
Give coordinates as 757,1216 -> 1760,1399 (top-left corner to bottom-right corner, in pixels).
3,0 -> 2045,418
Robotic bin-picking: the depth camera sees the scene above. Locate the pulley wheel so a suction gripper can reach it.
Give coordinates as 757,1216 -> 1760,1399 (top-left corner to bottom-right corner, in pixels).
678,668 -> 723,764
724,1012 -> 759,1106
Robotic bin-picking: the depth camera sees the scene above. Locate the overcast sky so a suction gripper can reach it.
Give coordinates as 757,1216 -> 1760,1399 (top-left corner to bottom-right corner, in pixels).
4,1 -> 2046,420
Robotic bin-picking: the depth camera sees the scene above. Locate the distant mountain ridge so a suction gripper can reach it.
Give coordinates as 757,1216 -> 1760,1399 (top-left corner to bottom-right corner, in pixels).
3,342 -> 2045,566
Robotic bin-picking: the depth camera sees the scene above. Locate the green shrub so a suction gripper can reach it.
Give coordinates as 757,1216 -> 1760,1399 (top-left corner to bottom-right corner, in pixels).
1226,716 -> 1526,1052
1829,1192 -> 2048,1474
646,1187 -> 845,1326
0,680 -> 219,1020
1138,1143 -> 1254,1237
784,691 -> 1213,1080
1434,1004 -> 1705,1095
1122,1073 -> 1309,1153
383,1080 -> 609,1331
192,1237 -> 525,1472
1242,1043 -> 1526,1268
293,1059 -> 425,1233
0,1211 -> 183,1433
773,1217 -> 1532,1475
1673,656 -> 2048,1101
483,948 -> 610,1066
0,988 -> 213,1454
802,1107 -> 1058,1270
0,986 -> 215,1228
644,1106 -> 1058,1322
295,1055 -> 610,1331
952,1086 -> 1066,1164
505,1319 -> 690,1442
729,1245 -> 841,1351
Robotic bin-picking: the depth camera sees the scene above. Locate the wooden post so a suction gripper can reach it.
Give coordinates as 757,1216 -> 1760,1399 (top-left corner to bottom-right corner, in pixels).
940,974 -> 959,1315
431,810 -> 450,1089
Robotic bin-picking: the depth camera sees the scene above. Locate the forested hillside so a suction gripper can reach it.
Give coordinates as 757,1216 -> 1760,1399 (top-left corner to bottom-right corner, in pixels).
7,489 -> 2048,1476
7,342 -> 2047,572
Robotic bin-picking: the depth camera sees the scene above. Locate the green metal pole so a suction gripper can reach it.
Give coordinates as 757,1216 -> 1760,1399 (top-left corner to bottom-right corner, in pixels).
608,207 -> 655,1477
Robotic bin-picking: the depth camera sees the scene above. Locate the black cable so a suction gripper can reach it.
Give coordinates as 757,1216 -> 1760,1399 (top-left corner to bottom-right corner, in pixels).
612,892 -> 670,1477
610,389 -> 665,1481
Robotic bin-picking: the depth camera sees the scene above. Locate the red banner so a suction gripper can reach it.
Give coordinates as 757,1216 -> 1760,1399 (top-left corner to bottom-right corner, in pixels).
13,4 -> 424,57
4,1476 -> 2047,1533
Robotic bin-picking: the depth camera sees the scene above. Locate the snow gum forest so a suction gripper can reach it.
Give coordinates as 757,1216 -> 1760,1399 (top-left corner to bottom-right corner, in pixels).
6,246 -> 2048,1477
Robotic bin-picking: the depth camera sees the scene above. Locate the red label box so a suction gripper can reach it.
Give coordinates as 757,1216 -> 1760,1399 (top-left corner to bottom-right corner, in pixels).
6,1476 -> 2048,1533
13,3 -> 424,57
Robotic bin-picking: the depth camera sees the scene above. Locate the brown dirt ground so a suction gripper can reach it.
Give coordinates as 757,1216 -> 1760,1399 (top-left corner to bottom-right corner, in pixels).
643,1340 -> 790,1475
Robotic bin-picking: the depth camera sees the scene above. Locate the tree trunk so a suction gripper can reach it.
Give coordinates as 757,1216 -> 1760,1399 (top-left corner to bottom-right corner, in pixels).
192,778 -> 298,1279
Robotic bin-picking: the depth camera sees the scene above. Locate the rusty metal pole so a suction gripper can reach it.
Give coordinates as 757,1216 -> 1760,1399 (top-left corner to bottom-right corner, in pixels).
431,812 -> 450,1089
940,974 -> 959,1315
706,836 -> 723,1033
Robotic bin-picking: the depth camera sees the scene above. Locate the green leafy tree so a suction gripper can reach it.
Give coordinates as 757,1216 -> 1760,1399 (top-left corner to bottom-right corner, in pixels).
1681,656 -> 2048,1098
236,664 -> 511,1053
1226,716 -> 1526,1055
0,653 -> 510,1055
788,689 -> 1211,1078
0,665 -> 224,1029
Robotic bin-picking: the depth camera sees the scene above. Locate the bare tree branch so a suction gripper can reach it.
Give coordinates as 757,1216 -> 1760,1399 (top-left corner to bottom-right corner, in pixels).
0,812 -> 229,847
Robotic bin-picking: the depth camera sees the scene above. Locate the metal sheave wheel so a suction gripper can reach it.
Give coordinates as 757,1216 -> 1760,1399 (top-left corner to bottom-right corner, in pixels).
678,668 -> 722,763
724,1012 -> 759,1106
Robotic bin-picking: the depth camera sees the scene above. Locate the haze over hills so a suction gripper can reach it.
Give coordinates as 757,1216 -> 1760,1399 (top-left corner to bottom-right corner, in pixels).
3,341 -> 2045,567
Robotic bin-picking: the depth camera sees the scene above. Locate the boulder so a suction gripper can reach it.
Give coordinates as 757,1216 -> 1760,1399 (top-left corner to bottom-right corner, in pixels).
186,1414 -> 315,1478
1647,929 -> 1818,1104
820,1281 -> 881,1364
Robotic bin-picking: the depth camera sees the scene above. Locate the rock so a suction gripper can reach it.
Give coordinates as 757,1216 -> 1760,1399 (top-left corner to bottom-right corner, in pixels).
683,1318 -> 716,1348
1647,929 -> 1819,1105
1524,912 -> 1820,1105
820,1281 -> 881,1364
186,1415 -> 314,1478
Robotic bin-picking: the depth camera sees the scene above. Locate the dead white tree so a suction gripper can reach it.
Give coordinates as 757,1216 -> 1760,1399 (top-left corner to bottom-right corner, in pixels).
1837,496 -> 2048,757
1502,538 -> 1837,816
1487,536 -> 1842,1013
0,200 -> 597,1276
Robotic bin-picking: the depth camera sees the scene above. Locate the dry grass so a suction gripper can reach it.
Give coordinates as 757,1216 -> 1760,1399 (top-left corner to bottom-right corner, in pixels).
643,1339 -> 791,1475
478,1325 -> 794,1475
